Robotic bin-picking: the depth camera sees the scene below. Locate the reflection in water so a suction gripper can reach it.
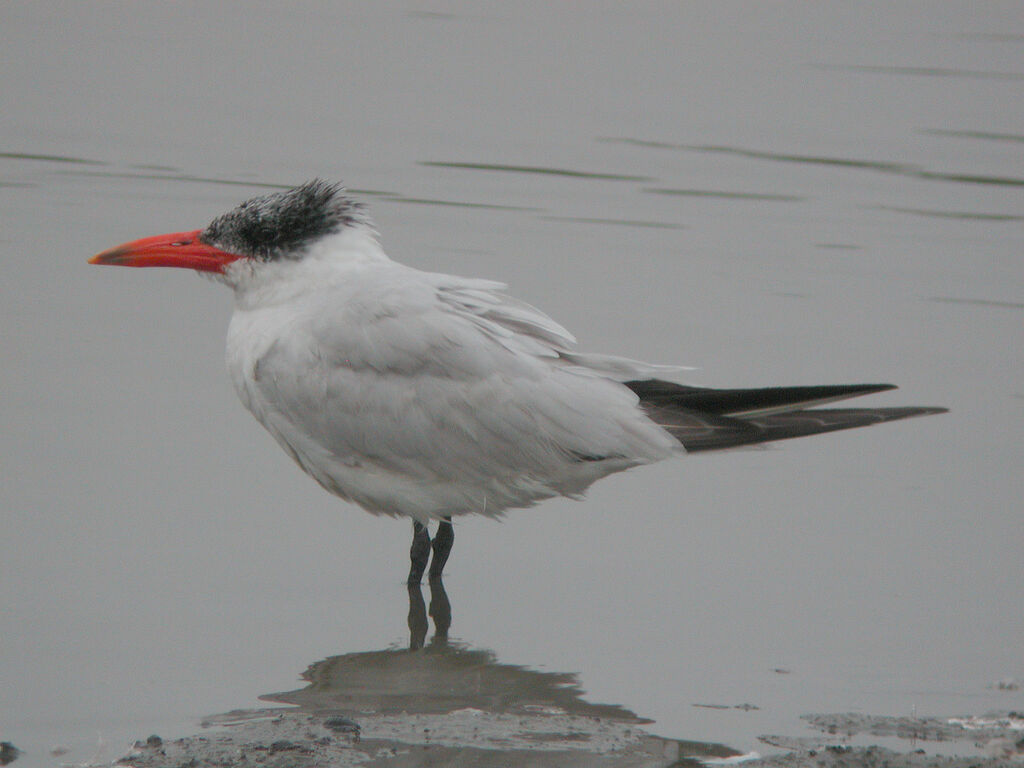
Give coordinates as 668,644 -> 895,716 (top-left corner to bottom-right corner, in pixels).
123,581 -> 741,766
407,579 -> 450,651
268,579 -> 652,724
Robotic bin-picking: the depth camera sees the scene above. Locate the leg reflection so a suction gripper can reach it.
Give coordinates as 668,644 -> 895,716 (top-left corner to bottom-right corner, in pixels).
407,576 -> 452,649
407,582 -> 428,650
427,576 -> 451,643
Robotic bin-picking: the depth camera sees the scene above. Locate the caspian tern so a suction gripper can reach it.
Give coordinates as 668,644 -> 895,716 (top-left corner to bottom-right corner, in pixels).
91,180 -> 945,583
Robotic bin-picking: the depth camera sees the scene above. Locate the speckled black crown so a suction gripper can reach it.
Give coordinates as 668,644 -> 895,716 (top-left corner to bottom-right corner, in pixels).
200,180 -> 364,260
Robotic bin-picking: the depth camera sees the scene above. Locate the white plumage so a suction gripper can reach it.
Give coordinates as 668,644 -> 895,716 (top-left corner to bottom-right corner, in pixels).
222,224 -> 680,523
90,180 -> 944,581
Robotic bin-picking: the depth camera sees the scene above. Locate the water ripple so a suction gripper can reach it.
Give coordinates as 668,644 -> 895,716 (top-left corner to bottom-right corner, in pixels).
601,138 -> 1024,188
421,160 -> 651,181
383,195 -> 541,211
57,169 -> 292,189
929,297 -> 1024,310
876,205 -> 1022,221
811,63 -> 1024,81
541,215 -> 684,229
645,187 -> 803,202
1,150 -> 106,165
921,129 -> 1024,144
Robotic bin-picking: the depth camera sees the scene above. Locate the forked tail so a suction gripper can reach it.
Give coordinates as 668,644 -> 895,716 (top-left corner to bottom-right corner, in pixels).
624,380 -> 947,452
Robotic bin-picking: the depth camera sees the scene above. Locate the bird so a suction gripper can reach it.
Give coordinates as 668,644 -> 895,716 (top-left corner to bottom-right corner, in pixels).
90,180 -> 946,583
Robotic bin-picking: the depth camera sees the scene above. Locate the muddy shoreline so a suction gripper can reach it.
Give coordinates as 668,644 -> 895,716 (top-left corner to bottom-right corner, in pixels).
9,582 -> 1018,768
97,707 -> 1021,768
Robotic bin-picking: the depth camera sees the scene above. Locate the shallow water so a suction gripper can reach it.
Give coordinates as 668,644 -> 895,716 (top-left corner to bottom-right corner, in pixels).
2,3 -> 1022,766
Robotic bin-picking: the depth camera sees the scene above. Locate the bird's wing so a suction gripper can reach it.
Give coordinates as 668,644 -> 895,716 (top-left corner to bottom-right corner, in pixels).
433,278 -> 577,357
432,278 -> 692,380
234,268 -> 676,517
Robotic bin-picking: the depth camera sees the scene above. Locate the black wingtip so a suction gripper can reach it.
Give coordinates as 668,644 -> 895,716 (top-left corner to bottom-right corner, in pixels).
675,405 -> 948,452
912,406 -> 949,417
625,380 -> 906,417
807,383 -> 898,397
627,378 -> 947,452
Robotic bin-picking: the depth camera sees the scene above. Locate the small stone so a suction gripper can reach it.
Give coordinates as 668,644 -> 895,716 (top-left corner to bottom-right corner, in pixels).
268,740 -> 311,754
323,716 -> 360,733
0,742 -> 20,766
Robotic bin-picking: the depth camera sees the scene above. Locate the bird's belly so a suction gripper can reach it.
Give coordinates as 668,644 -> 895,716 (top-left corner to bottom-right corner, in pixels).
229,378 -> 634,522
258,421 -> 583,522
225,303 -> 669,522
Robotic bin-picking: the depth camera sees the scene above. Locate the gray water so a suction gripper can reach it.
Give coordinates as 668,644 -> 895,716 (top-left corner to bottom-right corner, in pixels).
2,3 -> 1022,765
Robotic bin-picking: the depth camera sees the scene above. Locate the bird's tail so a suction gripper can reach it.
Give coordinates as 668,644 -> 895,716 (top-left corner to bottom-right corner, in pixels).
624,379 -> 947,452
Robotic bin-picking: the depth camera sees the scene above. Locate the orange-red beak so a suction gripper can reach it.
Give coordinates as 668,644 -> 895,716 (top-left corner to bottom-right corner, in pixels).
89,230 -> 243,273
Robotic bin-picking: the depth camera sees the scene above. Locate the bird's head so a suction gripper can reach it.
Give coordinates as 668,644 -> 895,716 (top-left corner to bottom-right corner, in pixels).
90,180 -> 372,281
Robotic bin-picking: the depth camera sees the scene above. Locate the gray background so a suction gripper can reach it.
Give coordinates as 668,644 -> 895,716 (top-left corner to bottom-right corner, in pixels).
2,2 -> 1021,765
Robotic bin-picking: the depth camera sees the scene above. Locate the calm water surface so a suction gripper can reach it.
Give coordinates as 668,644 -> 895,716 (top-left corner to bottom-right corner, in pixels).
2,3 -> 1022,766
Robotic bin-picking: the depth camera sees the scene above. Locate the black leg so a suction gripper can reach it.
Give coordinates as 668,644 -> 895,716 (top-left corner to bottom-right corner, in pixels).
428,517 -> 454,580
408,521 -> 430,585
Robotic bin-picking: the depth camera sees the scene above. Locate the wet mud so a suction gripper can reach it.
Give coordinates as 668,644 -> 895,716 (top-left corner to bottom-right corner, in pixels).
75,583 -> 1023,768
108,709 -> 1022,768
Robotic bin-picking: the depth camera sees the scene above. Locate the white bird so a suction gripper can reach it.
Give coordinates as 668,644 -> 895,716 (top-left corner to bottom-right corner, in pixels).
91,180 -> 945,582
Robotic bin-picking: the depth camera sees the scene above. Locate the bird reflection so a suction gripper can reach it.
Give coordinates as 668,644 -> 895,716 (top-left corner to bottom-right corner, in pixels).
407,577 -> 451,650
234,579 -> 741,765
267,577 -> 646,722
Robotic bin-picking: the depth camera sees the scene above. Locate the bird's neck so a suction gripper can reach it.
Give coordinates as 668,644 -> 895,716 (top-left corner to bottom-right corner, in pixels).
224,225 -> 390,310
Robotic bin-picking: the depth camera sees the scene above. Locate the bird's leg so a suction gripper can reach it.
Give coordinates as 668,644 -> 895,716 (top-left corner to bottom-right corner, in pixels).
428,517 -> 454,580
408,521 -> 431,585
